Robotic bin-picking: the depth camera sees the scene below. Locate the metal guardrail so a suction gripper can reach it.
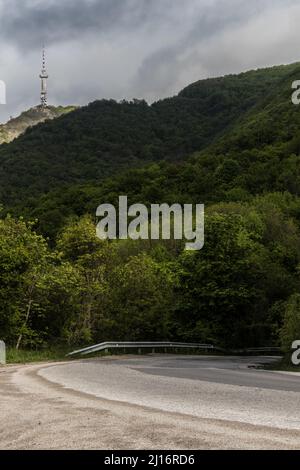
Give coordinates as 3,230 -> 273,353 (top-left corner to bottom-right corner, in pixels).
67,342 -> 281,358
246,347 -> 281,352
67,341 -> 217,357
232,347 -> 282,355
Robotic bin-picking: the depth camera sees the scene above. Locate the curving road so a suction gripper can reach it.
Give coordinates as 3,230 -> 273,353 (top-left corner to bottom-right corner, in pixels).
1,355 -> 300,449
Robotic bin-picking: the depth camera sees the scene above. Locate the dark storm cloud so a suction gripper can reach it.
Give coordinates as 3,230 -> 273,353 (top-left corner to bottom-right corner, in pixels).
0,0 -> 159,49
134,0 -> 299,97
0,0 -> 300,123
0,0 -> 294,50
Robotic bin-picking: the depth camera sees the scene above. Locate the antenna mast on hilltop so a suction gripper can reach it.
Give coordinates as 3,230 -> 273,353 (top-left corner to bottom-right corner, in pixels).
39,46 -> 48,107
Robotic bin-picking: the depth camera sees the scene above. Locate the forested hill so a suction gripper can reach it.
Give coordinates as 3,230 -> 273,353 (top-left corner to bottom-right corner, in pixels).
0,62 -> 299,207
3,62 -> 300,351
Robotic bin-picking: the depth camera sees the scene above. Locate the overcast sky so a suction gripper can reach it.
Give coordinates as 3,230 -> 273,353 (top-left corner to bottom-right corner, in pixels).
0,0 -> 300,123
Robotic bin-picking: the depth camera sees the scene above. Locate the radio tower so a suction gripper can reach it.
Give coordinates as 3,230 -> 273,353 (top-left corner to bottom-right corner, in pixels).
39,46 -> 48,107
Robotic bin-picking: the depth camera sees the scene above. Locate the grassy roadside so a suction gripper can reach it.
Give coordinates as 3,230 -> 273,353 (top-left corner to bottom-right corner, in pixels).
6,347 -> 71,364
4,347 -> 300,371
5,347 -> 222,364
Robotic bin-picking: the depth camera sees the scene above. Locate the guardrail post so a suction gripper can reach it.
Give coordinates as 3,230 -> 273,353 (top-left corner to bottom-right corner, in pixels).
0,341 -> 6,365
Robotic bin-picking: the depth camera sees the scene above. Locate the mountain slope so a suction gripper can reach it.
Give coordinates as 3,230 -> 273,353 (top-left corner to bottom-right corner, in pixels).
0,63 -> 298,207
2,62 -> 300,350
0,105 -> 76,145
6,61 -> 300,239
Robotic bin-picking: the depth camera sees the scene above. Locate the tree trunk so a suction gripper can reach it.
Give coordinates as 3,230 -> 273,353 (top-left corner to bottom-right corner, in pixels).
16,299 -> 33,350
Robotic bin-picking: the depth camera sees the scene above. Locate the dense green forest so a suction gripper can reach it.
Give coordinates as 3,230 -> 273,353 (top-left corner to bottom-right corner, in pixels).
1,62 -> 299,206
1,62 -> 300,351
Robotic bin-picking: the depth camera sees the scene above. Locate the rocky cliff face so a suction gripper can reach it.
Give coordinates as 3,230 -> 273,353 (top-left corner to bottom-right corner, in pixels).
0,105 -> 76,144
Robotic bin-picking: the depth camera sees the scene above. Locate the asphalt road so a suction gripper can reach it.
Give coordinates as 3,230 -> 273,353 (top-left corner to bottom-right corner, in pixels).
40,354 -> 300,392
39,355 -> 300,430
117,355 -> 300,392
1,355 -> 300,449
